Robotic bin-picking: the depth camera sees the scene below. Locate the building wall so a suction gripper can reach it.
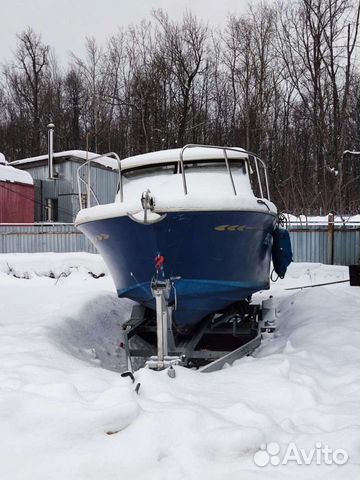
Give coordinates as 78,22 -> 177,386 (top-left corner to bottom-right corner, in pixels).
19,159 -> 118,223
0,182 -> 35,222
20,159 -> 118,222
33,179 -> 74,223
62,161 -> 118,206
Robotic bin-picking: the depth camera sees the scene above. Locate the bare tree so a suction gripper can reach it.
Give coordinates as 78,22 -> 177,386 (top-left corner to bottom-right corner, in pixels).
3,28 -> 49,155
154,10 -> 208,145
70,37 -> 110,152
276,0 -> 360,211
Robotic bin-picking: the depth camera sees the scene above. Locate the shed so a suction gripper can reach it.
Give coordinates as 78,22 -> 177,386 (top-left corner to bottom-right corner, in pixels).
0,153 -> 34,223
11,151 -> 118,222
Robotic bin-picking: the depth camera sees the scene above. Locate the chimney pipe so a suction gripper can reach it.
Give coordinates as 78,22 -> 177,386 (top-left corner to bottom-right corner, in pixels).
47,123 -> 55,179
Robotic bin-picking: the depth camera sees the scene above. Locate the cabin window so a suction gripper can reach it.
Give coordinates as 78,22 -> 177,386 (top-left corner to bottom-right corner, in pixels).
123,163 -> 177,180
123,159 -> 246,180
121,158 -> 249,196
183,159 -> 246,174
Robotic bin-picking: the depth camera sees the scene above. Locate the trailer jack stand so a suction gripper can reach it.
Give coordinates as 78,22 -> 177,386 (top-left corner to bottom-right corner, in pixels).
145,278 -> 181,371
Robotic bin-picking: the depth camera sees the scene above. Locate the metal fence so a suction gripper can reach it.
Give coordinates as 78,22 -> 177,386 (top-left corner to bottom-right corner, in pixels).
0,222 -> 359,265
0,223 -> 96,254
289,223 -> 360,265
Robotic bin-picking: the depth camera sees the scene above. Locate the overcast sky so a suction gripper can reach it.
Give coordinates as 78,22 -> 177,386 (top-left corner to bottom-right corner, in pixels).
0,0 -> 250,64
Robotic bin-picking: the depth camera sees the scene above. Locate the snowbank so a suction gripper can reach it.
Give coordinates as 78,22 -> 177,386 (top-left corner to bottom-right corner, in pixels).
0,252 -> 108,279
0,254 -> 358,479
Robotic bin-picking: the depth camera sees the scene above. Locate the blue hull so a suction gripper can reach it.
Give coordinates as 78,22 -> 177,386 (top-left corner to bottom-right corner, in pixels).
78,211 -> 276,330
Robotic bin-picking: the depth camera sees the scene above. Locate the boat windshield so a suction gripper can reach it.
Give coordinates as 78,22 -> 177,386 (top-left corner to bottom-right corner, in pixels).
184,160 -> 246,175
123,159 -> 246,179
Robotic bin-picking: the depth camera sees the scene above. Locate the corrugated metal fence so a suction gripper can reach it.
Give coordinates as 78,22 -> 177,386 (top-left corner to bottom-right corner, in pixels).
0,222 -> 359,265
289,223 -> 360,265
0,223 -> 97,254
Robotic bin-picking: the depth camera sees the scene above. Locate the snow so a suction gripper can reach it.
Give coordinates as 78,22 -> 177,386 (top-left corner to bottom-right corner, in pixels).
76,194 -> 276,224
343,150 -> 360,156
0,163 -> 33,185
119,146 -> 248,171
122,166 -> 254,198
0,253 -> 359,479
11,147 -> 248,173
76,168 -> 276,224
11,150 -> 118,171
0,152 -> 7,165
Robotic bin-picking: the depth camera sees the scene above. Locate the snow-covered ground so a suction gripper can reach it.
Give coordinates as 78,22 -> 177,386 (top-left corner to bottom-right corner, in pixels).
0,253 -> 359,480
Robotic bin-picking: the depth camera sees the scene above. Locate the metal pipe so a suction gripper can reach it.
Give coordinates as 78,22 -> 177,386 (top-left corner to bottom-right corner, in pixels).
77,152 -> 122,209
153,285 -> 169,368
155,292 -> 165,366
116,153 -> 123,202
86,134 -> 91,208
180,144 -> 269,198
46,198 -> 53,222
253,156 -> 264,198
47,123 -> 55,179
223,149 -> 237,195
179,147 -> 188,195
256,157 -> 271,200
77,165 -> 83,209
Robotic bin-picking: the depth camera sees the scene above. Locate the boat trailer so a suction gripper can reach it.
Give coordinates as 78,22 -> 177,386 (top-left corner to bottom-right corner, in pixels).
122,277 -> 277,375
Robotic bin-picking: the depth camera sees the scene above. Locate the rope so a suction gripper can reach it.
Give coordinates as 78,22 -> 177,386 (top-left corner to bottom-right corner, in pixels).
270,268 -> 279,282
285,279 -> 350,290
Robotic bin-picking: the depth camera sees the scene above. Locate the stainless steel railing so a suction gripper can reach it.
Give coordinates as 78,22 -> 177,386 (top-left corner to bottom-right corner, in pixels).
77,145 -> 270,209
77,151 -> 122,209
179,144 -> 270,200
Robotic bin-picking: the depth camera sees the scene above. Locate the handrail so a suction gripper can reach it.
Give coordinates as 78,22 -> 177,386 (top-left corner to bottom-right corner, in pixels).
179,144 -> 270,200
179,148 -> 188,195
77,152 -> 122,209
78,174 -> 100,206
223,148 -> 237,195
255,156 -> 271,201
253,156 -> 264,198
76,146 -> 271,210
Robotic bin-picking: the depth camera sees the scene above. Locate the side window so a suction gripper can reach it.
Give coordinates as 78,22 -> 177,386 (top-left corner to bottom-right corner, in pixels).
247,156 -> 269,200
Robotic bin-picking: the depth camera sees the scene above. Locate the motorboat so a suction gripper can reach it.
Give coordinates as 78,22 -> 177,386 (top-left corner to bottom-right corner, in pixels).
75,145 -> 290,336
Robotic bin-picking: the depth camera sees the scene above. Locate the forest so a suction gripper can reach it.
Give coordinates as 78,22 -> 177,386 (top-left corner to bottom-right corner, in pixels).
0,0 -> 359,214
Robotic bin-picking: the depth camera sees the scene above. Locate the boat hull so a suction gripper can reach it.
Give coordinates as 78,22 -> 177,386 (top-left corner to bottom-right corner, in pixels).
77,210 -> 276,330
